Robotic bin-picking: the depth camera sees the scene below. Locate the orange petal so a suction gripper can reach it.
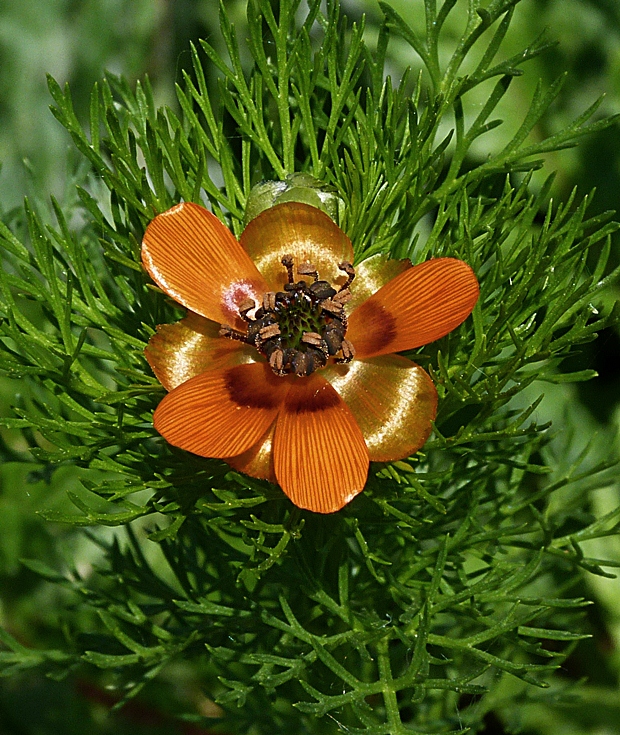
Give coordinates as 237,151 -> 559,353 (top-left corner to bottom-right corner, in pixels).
225,424 -> 277,483
323,355 -> 437,462
145,312 -> 256,391
273,375 -> 369,514
347,258 -> 479,358
142,202 -> 268,330
347,253 -> 412,312
153,362 -> 287,458
240,202 -> 355,291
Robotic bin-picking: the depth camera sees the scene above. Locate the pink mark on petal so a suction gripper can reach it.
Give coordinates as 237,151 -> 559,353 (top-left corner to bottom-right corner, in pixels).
221,279 -> 263,322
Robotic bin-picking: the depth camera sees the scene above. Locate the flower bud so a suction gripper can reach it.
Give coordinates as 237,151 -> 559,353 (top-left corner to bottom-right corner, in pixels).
243,173 -> 343,227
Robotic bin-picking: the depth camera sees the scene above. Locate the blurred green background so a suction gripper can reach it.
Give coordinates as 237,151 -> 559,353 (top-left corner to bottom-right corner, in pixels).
0,1 -> 619,733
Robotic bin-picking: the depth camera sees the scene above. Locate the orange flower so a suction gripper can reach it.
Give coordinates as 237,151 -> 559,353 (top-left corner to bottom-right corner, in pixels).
142,201 -> 479,513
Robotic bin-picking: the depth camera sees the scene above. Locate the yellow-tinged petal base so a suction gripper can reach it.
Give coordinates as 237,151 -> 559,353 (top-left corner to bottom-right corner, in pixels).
348,253 -> 412,312
145,312 -> 255,391
240,202 -> 355,292
324,355 -> 437,462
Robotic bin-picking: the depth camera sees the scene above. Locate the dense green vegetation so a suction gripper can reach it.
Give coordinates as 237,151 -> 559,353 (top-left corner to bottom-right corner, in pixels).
0,1 -> 619,733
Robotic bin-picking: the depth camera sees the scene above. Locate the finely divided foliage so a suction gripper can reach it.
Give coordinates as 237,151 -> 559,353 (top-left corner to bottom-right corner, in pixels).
0,0 -> 619,732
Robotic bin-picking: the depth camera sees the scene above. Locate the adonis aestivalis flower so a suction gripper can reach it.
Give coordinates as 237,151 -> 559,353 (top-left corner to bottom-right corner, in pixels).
142,199 -> 479,513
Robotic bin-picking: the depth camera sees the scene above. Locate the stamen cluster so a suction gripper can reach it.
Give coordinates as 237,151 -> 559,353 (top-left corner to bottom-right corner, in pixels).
220,254 -> 356,376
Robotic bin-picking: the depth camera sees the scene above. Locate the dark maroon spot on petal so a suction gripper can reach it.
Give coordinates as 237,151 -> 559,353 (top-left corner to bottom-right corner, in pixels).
225,365 -> 282,410
355,300 -> 397,354
285,382 -> 341,414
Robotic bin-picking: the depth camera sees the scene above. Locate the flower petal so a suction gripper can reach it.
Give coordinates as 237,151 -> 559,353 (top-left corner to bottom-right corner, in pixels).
142,202 -> 268,329
153,362 -> 287,458
348,253 -> 412,312
225,424 -> 277,483
145,312 -> 256,391
273,375 -> 369,513
240,202 -> 355,291
323,355 -> 437,462
347,258 -> 479,358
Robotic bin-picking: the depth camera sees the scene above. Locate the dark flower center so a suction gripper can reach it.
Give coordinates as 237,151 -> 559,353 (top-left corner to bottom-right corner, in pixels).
220,255 -> 356,377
